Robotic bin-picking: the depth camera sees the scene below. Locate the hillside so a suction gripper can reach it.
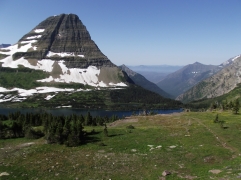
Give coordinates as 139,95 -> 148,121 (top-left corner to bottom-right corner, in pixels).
1,112 -> 241,179
119,65 -> 173,98
177,55 -> 241,103
127,65 -> 182,83
157,62 -> 221,98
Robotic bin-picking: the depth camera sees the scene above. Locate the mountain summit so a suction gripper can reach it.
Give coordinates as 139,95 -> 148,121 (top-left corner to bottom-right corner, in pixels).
157,62 -> 221,98
0,14 -> 126,87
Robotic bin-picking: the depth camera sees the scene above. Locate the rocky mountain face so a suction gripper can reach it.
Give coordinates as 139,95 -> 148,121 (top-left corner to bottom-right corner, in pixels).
0,14 -> 131,105
157,62 -> 221,98
176,55 -> 241,103
119,65 -> 173,98
0,14 -> 128,88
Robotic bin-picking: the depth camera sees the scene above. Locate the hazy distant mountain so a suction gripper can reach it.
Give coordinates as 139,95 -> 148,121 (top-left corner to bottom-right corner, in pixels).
0,44 -> 11,48
127,65 -> 183,83
157,62 -> 221,98
177,55 -> 241,103
119,65 -> 173,98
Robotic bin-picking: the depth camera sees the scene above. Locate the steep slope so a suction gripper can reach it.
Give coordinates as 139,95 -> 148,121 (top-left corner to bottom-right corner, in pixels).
119,65 -> 173,98
177,55 -> 241,103
127,65 -> 183,83
157,62 -> 221,98
0,14 -> 128,89
0,14 -> 130,105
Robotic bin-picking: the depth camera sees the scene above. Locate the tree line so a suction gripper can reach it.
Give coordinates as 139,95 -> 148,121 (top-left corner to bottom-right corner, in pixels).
0,111 -> 118,147
210,98 -> 240,114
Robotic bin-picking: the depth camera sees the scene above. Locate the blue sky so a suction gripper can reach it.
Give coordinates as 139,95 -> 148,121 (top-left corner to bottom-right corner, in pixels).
1,0 -> 241,66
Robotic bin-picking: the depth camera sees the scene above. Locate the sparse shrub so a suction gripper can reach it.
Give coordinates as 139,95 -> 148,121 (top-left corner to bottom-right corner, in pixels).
219,120 -> 225,129
98,142 -> 106,146
213,114 -> 219,123
126,125 -> 135,129
25,127 -> 44,139
103,124 -> 108,137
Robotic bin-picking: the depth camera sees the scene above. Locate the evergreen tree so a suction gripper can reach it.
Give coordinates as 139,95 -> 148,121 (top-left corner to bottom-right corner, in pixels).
85,112 -> 92,126
103,123 -> 108,137
55,121 -> 64,144
229,100 -> 234,109
233,99 -> 240,114
214,114 -> 219,123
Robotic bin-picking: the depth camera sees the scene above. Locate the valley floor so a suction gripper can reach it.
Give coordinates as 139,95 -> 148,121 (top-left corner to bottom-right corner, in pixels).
1,111 -> 241,179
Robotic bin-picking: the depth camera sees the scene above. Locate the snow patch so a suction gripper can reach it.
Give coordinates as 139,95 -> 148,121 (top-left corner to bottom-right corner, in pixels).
232,55 -> 241,61
45,94 -> 56,100
109,82 -> 127,87
47,51 -> 84,58
20,40 -> 37,44
37,65 -> 102,86
34,29 -> 45,33
26,35 -> 42,39
56,105 -> 72,108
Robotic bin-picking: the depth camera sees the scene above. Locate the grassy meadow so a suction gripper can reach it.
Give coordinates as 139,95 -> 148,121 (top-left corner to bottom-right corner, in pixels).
1,111 -> 241,179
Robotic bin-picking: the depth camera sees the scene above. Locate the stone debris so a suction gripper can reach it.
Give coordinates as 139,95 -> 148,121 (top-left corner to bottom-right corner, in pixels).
208,169 -> 222,174
0,172 -> 10,176
162,170 -> 171,176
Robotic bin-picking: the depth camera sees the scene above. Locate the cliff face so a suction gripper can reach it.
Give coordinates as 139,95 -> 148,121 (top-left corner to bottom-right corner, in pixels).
15,14 -> 112,68
0,14 -> 127,87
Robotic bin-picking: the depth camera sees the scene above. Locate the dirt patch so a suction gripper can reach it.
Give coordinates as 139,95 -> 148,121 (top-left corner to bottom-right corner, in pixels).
98,67 -> 121,84
27,59 -> 38,66
209,169 -> 222,174
17,142 -> 35,148
51,61 -> 62,78
108,117 -> 138,127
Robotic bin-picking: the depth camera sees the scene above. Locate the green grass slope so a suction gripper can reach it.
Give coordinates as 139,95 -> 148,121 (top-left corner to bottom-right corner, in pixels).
1,112 -> 241,179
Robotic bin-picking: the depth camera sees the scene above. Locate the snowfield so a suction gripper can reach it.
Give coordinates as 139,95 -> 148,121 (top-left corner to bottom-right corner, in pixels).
0,39 -> 127,89
0,86 -> 89,102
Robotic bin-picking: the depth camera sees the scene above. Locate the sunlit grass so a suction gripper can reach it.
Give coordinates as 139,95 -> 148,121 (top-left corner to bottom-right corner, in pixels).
1,112 -> 241,179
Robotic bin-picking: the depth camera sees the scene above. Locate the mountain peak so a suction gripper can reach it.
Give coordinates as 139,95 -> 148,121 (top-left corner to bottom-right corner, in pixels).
16,13 -> 110,66
0,14 -> 129,88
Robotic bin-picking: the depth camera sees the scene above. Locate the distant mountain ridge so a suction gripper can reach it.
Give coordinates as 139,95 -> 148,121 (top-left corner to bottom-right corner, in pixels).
0,44 -> 11,48
157,62 -> 221,98
127,65 -> 183,83
177,55 -> 241,103
119,65 -> 173,98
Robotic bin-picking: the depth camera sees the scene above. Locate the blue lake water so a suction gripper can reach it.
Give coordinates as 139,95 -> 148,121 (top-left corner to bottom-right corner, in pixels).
0,107 -> 183,118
